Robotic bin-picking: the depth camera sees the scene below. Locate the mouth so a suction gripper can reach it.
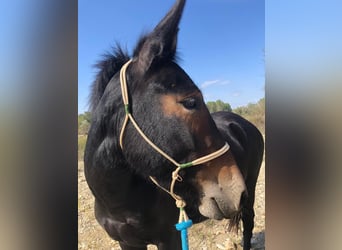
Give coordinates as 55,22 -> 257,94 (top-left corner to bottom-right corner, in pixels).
210,198 -> 242,233
199,197 -> 240,220
209,197 -> 226,220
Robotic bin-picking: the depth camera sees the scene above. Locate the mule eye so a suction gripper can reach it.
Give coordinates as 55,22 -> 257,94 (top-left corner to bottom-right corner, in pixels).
181,98 -> 197,110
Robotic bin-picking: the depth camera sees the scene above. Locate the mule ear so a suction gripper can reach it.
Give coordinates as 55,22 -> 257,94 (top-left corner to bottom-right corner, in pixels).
133,0 -> 186,73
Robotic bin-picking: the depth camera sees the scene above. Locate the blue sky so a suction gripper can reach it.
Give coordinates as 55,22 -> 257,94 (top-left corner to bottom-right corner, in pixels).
78,0 -> 264,114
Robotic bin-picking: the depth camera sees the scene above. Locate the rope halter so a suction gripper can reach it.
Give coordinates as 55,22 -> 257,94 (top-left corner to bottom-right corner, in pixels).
119,59 -> 230,250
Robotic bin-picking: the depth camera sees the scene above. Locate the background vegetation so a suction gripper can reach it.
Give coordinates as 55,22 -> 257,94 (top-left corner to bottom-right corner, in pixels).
78,98 -> 265,160
206,100 -> 232,113
78,111 -> 91,135
233,98 -> 265,134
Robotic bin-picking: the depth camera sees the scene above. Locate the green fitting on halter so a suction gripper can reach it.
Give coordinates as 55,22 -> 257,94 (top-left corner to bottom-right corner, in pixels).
180,162 -> 193,169
124,104 -> 130,114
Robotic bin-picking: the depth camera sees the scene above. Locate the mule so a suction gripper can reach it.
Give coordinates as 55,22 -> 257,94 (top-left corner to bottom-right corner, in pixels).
84,0 -> 264,249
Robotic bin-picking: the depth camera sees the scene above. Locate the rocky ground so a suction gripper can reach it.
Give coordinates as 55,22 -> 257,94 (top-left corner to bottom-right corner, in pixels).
78,161 -> 265,250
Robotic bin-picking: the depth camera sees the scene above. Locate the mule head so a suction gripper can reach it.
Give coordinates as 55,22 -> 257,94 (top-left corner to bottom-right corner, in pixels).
120,0 -> 246,221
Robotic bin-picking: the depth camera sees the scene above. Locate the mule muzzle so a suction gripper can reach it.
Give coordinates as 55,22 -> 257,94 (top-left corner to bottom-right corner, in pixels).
195,157 -> 247,220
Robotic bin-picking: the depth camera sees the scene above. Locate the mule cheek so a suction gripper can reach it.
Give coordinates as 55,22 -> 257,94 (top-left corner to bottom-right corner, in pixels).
195,159 -> 246,219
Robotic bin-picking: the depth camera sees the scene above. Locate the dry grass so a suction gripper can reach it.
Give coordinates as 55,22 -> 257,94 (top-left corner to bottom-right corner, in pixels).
78,160 -> 264,250
78,135 -> 87,160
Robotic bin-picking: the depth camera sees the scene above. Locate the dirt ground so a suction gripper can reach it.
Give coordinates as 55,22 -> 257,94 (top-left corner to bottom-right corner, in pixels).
78,161 -> 265,250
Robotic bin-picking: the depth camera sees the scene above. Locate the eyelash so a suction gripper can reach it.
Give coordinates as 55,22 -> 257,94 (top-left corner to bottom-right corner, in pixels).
181,97 -> 197,110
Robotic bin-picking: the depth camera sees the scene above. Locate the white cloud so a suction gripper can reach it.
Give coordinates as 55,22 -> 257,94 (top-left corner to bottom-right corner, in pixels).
201,79 -> 220,88
200,79 -> 231,89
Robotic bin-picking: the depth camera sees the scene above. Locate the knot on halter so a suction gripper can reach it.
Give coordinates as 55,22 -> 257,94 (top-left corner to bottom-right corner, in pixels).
176,199 -> 186,209
172,168 -> 183,182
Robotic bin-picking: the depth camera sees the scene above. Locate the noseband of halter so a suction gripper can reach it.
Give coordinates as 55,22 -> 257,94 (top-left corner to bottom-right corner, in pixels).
119,59 -> 230,225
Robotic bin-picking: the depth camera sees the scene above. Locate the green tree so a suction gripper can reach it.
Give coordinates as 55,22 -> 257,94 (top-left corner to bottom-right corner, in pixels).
206,100 -> 232,113
78,111 -> 91,135
233,98 -> 265,134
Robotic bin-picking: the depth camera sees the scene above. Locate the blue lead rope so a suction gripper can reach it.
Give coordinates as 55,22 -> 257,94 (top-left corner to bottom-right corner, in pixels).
175,219 -> 193,250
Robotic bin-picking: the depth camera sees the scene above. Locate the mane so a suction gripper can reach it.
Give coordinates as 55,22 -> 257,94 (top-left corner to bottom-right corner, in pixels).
89,45 -> 130,112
